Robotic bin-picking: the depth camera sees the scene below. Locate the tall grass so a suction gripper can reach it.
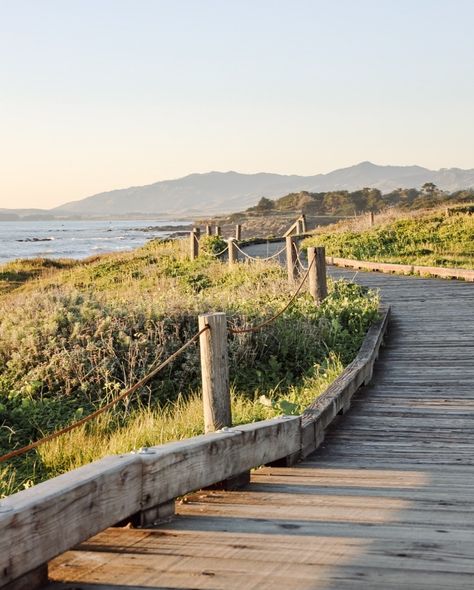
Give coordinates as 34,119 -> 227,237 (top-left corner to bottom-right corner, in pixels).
0,239 -> 378,496
304,209 -> 474,269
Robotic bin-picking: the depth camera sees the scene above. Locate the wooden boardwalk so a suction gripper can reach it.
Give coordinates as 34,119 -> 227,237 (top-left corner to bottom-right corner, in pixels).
47,271 -> 474,590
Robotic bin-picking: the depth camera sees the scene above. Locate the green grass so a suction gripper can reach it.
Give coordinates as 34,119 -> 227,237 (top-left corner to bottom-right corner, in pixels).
0,239 -> 378,496
303,211 -> 474,269
0,257 -> 78,295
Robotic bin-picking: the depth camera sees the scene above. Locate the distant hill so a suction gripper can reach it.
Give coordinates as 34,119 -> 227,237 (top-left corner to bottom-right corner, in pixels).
3,162 -> 474,219
51,171 -> 317,217
51,162 -> 474,217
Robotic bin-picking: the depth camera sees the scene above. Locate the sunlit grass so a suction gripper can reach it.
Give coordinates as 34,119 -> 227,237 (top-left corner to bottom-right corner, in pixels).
304,208 -> 474,270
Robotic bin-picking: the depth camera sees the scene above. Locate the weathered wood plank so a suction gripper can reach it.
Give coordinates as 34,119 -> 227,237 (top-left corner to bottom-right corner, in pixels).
140,417 -> 301,511
301,305 -> 389,456
47,528 -> 474,588
0,454 -> 142,588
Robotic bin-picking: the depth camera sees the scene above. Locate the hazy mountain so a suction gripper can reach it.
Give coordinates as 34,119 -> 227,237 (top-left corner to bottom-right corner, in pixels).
4,162 -> 474,218
51,171 -> 319,217
51,162 -> 474,217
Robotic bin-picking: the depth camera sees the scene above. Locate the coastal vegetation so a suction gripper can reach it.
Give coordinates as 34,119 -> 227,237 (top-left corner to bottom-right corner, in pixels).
0,239 -> 378,496
303,208 -> 474,269
247,184 -> 474,217
203,184 -> 474,241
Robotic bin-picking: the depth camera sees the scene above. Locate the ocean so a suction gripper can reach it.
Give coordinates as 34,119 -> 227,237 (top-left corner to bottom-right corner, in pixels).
0,219 -> 190,264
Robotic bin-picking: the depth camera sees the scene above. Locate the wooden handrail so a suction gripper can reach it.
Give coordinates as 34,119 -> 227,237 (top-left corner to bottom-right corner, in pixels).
328,256 -> 474,282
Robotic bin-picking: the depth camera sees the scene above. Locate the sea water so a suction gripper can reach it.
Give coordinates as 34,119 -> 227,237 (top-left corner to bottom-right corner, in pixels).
0,219 -> 189,264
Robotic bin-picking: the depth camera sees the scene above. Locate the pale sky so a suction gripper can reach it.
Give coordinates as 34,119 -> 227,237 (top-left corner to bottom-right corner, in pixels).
1,0 -> 473,209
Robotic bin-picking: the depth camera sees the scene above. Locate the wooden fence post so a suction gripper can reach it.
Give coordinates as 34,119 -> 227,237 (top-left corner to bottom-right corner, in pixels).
214,225 -> 221,236
190,229 -> 199,260
286,236 -> 298,284
235,224 -> 242,240
198,312 -> 231,433
228,238 -> 237,266
307,246 -> 328,303
206,225 -> 212,236
300,214 -> 307,234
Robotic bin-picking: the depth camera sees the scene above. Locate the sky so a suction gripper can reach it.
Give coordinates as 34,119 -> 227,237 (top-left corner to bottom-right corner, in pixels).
1,0 -> 473,209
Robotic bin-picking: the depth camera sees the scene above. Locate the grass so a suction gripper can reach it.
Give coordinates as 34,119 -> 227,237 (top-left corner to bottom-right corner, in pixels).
0,257 -> 78,295
303,208 -> 474,270
0,239 -> 378,496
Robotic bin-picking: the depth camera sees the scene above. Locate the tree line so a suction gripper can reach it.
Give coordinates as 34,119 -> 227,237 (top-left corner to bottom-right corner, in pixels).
247,183 -> 474,217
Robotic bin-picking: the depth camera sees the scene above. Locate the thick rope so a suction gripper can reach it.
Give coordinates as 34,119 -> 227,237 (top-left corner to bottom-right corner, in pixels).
233,242 -> 286,262
296,254 -> 309,272
213,246 -> 229,257
291,241 -> 308,272
0,326 -> 210,464
228,254 -> 316,335
263,246 -> 287,260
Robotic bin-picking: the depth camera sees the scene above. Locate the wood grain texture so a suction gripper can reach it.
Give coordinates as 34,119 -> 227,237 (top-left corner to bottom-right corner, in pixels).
286,235 -> 298,283
227,237 -> 237,265
140,417 -> 301,511
198,312 -> 231,432
0,454 -> 142,587
307,246 -> 328,303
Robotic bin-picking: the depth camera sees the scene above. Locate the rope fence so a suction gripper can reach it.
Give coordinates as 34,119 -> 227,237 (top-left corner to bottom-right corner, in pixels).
1,220 -> 328,464
228,254 -> 316,334
213,245 -> 229,257
233,242 -> 286,262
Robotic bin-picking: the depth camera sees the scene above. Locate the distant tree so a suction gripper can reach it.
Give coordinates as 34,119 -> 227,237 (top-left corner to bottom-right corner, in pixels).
384,188 -> 420,208
363,188 -> 384,211
246,196 -> 276,215
421,182 -> 440,197
322,191 -> 353,215
350,188 -> 383,213
255,197 -> 275,211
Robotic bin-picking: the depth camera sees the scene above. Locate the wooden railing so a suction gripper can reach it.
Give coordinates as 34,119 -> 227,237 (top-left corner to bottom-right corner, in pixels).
0,305 -> 389,589
328,256 -> 474,282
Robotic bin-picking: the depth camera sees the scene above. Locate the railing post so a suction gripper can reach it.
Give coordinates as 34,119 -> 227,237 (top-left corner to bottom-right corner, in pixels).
235,224 -> 242,240
300,214 -> 307,233
198,312 -> 231,433
214,225 -> 221,236
190,228 -> 200,260
228,238 -> 237,266
286,236 -> 298,284
308,246 -> 328,303
206,224 -> 212,236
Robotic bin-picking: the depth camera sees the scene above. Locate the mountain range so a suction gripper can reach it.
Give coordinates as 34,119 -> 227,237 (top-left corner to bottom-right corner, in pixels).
5,162 -> 474,218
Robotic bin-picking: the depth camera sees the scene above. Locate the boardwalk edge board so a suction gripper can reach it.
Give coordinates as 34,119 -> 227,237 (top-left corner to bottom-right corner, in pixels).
328,256 -> 474,281
0,308 -> 389,589
301,304 -> 390,457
